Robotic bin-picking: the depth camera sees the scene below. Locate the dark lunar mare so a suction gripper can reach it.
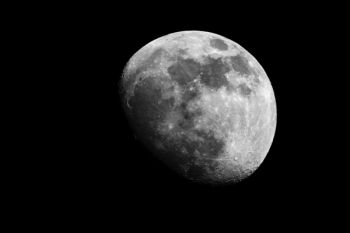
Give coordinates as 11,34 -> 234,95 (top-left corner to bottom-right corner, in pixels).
120,48 -> 169,138
167,58 -> 201,87
193,130 -> 225,158
161,129 -> 224,181
167,56 -> 232,91
237,83 -> 252,96
124,76 -> 175,146
209,38 -> 228,51
226,54 -> 260,97
121,48 -> 165,98
200,57 -> 231,89
229,54 -> 255,76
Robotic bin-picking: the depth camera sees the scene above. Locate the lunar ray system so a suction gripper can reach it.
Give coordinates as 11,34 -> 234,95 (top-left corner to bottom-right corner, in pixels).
119,31 -> 276,185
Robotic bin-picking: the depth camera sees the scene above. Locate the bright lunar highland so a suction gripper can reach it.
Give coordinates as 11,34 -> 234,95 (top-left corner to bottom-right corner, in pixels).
120,31 -> 276,185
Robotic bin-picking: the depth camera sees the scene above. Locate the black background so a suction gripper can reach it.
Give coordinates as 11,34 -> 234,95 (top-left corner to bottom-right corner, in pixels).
29,2 -> 346,228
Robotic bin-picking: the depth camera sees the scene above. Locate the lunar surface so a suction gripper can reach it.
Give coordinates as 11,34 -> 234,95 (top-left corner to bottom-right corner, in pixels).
120,31 -> 276,185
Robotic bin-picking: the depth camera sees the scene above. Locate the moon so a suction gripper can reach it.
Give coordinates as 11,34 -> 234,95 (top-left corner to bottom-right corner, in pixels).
120,31 -> 276,185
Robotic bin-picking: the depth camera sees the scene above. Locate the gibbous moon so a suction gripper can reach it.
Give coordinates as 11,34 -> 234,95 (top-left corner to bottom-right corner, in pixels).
120,31 -> 276,184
